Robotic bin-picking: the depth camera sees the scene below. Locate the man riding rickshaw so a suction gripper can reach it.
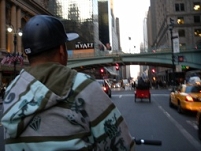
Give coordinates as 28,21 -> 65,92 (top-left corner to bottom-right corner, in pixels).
134,74 -> 151,102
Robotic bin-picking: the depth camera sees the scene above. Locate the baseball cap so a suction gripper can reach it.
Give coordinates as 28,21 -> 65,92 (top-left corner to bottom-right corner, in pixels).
22,15 -> 79,56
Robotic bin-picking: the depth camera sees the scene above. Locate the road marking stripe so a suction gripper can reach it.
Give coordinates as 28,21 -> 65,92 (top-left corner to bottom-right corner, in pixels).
186,120 -> 198,130
157,105 -> 201,151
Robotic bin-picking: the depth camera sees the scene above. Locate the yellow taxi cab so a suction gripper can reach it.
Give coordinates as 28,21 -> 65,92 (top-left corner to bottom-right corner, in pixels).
169,77 -> 201,113
196,109 -> 201,140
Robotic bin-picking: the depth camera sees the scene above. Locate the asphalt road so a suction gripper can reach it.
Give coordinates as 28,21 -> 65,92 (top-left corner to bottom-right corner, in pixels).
111,88 -> 201,151
0,88 -> 200,151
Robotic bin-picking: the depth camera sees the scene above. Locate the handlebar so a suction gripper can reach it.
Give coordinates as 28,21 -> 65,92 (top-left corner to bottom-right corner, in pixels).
133,137 -> 162,146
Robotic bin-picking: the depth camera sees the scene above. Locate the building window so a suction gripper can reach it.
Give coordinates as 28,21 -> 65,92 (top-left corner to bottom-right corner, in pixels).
175,3 -> 185,11
194,29 -> 201,37
177,17 -> 184,24
193,2 -> 201,11
194,16 -> 201,23
178,29 -> 185,37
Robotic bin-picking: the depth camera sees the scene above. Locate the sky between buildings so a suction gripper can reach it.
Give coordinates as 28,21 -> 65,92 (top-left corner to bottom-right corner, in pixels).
114,0 -> 150,52
114,0 -> 150,79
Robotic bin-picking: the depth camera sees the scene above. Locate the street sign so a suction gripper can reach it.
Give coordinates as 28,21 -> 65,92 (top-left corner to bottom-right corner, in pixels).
173,32 -> 180,53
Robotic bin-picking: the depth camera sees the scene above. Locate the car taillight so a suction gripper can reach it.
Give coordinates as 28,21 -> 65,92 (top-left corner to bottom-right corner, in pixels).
185,95 -> 194,102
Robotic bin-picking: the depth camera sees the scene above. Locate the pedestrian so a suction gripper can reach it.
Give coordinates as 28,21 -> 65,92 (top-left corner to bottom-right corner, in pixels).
1,15 -> 135,151
132,81 -> 136,89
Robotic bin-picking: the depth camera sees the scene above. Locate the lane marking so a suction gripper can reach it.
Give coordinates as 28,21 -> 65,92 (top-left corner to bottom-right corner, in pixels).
157,104 -> 201,151
186,120 -> 198,130
113,94 -> 134,97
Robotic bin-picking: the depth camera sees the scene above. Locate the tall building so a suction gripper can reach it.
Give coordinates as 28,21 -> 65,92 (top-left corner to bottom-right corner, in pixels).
47,0 -> 122,79
98,0 -> 119,51
47,0 -> 120,55
98,0 -> 125,79
0,0 -> 50,85
47,0 -> 99,52
140,11 -> 149,79
148,0 -> 201,52
143,12 -> 148,53
0,0 -> 124,84
147,0 -> 201,84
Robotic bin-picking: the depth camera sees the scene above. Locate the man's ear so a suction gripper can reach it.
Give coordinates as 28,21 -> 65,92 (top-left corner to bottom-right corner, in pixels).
59,44 -> 67,65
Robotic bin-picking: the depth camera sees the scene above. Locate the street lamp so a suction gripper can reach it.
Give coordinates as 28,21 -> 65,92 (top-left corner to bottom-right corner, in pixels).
169,18 -> 175,89
7,24 -> 23,77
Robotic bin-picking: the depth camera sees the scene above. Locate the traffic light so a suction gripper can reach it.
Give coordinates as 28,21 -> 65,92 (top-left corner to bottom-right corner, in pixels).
178,56 -> 184,62
100,68 -> 104,73
181,65 -> 189,70
115,63 -> 119,70
151,69 -> 156,73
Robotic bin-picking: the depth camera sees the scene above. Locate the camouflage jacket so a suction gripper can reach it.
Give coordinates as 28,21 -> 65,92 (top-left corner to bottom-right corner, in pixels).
1,63 -> 135,151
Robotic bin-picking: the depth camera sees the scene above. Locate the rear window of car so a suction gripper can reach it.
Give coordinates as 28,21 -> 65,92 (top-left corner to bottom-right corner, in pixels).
185,86 -> 201,93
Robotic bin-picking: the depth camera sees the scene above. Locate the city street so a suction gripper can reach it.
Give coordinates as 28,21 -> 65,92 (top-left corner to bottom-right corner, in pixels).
1,1 -> 201,150
112,88 -> 201,151
0,88 -> 201,151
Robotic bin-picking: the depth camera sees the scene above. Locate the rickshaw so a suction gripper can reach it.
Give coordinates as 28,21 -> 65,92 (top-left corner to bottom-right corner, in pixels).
134,88 -> 151,102
134,76 -> 151,103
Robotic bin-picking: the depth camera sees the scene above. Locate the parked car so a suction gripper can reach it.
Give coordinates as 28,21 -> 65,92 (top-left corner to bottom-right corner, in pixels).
169,83 -> 201,113
197,109 -> 201,140
96,79 -> 112,98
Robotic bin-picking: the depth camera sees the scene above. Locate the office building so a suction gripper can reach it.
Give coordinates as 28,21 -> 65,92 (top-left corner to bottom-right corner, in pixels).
147,0 -> 201,84
47,0 -> 124,78
0,0 -> 50,85
0,0 -> 126,84
148,0 -> 201,56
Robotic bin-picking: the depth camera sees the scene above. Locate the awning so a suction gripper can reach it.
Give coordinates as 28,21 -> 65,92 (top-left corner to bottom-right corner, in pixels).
104,67 -> 118,76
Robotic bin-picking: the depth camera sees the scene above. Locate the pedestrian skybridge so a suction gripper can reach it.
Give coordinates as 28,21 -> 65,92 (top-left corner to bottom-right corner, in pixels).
67,49 -> 201,70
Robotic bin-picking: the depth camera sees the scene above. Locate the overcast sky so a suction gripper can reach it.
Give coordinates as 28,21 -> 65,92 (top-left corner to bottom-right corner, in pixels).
114,0 -> 150,78
114,0 -> 150,53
